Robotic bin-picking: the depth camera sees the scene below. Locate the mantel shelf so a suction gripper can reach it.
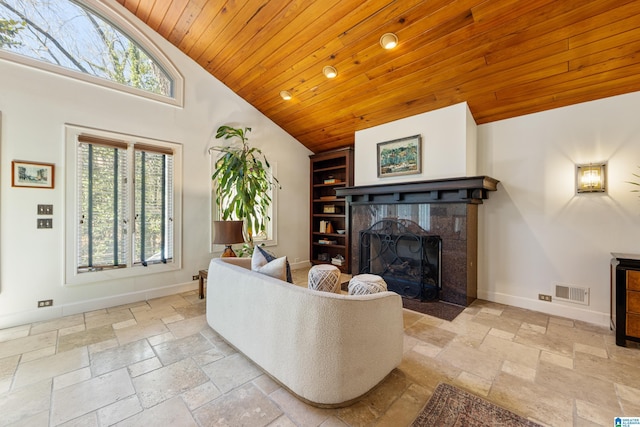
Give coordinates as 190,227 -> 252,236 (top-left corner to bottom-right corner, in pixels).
336,175 -> 499,205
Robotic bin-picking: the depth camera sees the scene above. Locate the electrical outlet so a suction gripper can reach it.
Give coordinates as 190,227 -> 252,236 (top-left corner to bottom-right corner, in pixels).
192,275 -> 199,281
37,204 -> 53,215
37,299 -> 53,308
538,294 -> 552,302
37,218 -> 53,229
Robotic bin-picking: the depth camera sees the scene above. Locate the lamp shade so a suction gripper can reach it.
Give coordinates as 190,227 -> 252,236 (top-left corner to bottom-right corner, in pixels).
213,220 -> 245,245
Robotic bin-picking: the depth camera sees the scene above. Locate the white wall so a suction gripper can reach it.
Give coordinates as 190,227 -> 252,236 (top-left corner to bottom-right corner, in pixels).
0,2 -> 311,328
354,102 -> 477,186
478,91 -> 640,326
353,93 -> 640,326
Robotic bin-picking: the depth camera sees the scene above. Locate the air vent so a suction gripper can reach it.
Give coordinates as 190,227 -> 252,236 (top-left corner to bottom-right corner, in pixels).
554,283 -> 589,305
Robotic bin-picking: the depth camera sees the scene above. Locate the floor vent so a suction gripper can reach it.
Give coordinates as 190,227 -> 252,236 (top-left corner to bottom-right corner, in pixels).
554,283 -> 589,305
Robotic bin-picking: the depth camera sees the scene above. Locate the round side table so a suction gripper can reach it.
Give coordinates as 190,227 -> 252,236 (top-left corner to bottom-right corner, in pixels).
348,274 -> 388,295
308,264 -> 342,293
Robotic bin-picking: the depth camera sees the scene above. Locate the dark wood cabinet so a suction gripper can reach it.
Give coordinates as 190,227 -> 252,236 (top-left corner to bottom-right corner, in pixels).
310,147 -> 354,273
611,253 -> 640,346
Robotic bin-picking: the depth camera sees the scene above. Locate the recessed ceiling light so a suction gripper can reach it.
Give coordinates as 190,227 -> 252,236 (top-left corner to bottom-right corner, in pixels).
380,33 -> 398,49
323,66 -> 337,79
280,90 -> 292,100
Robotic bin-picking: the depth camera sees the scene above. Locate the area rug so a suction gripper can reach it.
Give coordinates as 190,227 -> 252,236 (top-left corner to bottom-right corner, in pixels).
340,282 -> 465,321
412,383 -> 542,427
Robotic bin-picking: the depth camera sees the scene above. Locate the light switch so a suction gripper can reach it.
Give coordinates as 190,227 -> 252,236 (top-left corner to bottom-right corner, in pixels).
37,204 -> 53,215
37,218 -> 53,229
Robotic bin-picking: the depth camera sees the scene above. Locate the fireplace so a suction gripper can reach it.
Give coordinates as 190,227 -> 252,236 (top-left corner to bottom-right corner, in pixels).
359,219 -> 441,300
336,176 -> 498,307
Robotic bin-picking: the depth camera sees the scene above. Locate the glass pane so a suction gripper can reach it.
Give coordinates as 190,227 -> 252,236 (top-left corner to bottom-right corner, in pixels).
0,0 -> 172,96
77,143 -> 128,271
134,150 -> 173,265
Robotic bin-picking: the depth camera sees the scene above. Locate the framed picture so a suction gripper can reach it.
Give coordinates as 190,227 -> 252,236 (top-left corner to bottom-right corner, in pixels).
377,134 -> 422,178
11,160 -> 55,189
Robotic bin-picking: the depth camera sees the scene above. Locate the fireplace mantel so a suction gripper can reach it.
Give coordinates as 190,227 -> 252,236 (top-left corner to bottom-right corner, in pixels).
336,176 -> 499,205
341,175 -> 499,306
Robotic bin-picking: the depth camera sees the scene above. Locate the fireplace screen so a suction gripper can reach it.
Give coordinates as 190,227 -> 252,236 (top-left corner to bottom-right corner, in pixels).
359,219 -> 441,300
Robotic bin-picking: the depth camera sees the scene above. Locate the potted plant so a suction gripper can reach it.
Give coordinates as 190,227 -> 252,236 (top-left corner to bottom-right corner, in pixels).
211,125 -> 280,246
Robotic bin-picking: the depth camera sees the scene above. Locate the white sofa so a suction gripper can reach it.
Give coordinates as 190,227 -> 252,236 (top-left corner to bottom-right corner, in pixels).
206,257 -> 404,407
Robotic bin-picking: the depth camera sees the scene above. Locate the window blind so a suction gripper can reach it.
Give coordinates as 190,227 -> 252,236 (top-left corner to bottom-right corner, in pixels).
134,149 -> 174,266
76,135 -> 174,273
77,141 -> 128,271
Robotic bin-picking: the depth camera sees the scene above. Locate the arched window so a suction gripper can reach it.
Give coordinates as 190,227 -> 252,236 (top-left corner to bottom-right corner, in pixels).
0,0 -> 182,105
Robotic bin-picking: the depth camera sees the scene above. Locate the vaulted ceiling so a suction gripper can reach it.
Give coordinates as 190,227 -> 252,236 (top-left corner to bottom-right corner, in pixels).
116,0 -> 640,154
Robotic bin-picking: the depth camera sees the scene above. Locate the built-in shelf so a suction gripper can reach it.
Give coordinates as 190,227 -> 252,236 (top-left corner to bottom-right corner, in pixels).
313,182 -> 347,188
309,147 -> 353,273
312,243 -> 346,249
314,165 -> 345,173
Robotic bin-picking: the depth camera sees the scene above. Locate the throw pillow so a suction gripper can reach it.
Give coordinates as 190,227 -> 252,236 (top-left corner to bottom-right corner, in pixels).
251,245 -> 271,271
252,246 -> 293,283
254,256 -> 288,281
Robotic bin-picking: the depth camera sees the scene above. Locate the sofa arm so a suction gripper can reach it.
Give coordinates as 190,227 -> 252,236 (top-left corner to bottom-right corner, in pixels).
211,257 -> 251,270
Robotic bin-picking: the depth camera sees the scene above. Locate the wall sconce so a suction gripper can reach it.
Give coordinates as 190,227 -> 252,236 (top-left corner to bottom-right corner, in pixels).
279,90 -> 292,100
576,162 -> 606,193
380,33 -> 398,49
323,65 -> 337,79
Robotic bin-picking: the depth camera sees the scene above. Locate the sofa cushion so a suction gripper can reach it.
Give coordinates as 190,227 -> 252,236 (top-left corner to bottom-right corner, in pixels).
252,246 -> 293,283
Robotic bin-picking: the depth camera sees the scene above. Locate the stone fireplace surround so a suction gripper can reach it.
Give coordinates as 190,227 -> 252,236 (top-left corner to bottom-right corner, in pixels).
336,176 -> 498,307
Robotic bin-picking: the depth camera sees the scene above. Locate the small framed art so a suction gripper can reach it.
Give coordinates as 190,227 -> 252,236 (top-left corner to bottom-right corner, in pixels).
377,134 -> 422,178
11,160 -> 55,189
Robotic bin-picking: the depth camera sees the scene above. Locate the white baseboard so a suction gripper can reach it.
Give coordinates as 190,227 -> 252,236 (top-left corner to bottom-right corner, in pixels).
290,260 -> 311,270
0,281 -> 198,330
478,290 -> 610,328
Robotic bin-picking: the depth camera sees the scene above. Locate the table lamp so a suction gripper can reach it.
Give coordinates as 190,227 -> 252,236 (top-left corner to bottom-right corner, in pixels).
213,220 -> 245,257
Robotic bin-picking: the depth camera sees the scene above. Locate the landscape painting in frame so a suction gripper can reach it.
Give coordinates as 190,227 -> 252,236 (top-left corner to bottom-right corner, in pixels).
11,160 -> 55,189
377,134 -> 422,178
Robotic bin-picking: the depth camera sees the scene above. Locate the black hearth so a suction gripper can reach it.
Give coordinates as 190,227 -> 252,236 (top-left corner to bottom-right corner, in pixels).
359,219 -> 441,301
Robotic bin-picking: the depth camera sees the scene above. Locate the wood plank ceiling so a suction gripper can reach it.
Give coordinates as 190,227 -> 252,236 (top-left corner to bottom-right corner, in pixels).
116,0 -> 640,154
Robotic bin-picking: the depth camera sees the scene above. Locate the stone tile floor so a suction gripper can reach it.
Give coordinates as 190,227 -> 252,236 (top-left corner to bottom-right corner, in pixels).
0,267 -> 639,426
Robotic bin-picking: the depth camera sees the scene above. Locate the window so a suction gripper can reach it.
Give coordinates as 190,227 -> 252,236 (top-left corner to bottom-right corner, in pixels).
66,125 -> 182,284
76,137 -> 128,272
0,0 -> 183,105
210,160 -> 278,250
134,147 -> 175,266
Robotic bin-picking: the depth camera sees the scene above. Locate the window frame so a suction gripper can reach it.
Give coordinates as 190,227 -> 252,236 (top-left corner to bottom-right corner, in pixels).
0,0 -> 184,107
65,124 -> 182,286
